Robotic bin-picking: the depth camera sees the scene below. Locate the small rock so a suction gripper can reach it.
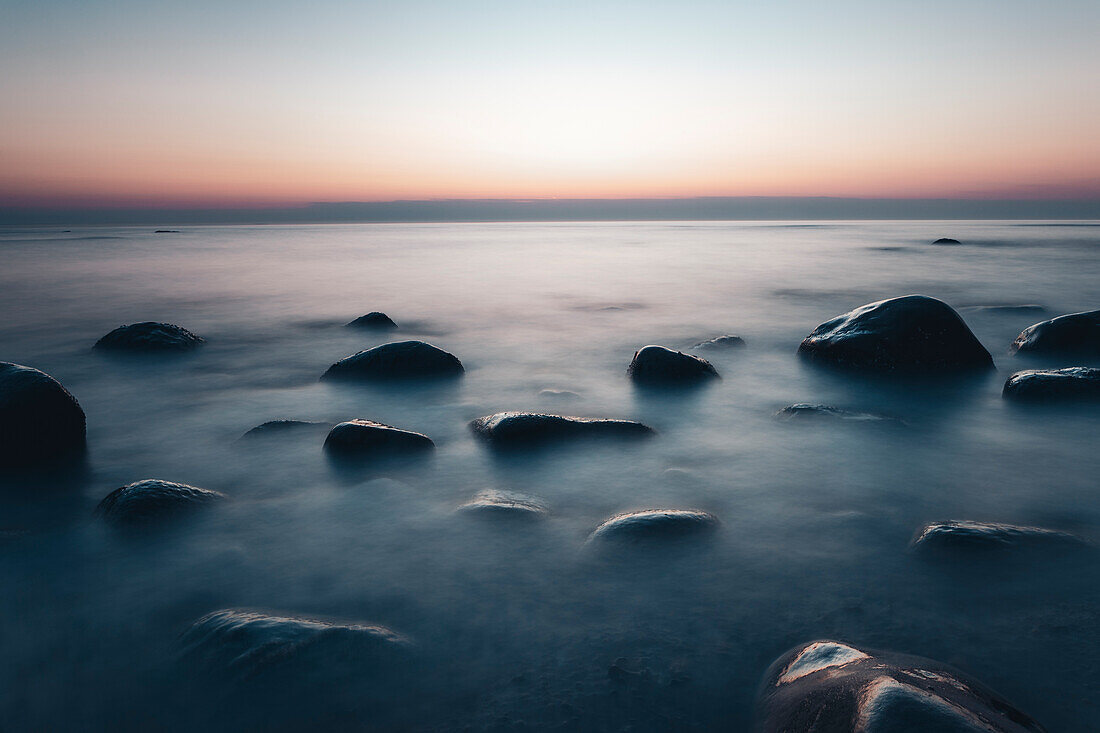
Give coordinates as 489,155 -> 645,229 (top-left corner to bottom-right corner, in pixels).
961,304 -> 1045,315
931,237 -> 961,245
588,509 -> 719,543
539,389 -> 581,400
628,345 -> 719,384
346,312 -> 398,329
1002,367 -> 1100,402
323,419 -> 435,455
775,404 -> 900,423
240,420 -> 329,439
457,490 -> 547,518
0,362 -> 86,467
1010,309 -> 1100,358
96,479 -> 224,525
912,520 -> 1088,554
322,341 -> 463,380
154,229 -> 180,233
94,322 -> 204,352
470,412 -> 654,446
690,335 -> 746,351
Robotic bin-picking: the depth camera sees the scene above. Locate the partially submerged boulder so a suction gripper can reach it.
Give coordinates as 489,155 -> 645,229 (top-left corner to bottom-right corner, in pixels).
0,362 -> 86,467
798,295 -> 994,372
690,335 -> 746,351
1002,368 -> 1100,402
932,237 -> 961,245
470,412 -> 654,446
628,345 -> 719,384
588,509 -> 719,543
756,640 -> 1045,732
1010,310 -> 1100,358
94,322 -> 204,351
346,312 -> 398,329
457,489 -> 547,519
323,419 -> 435,455
240,420 -> 329,440
322,341 -> 463,380
912,520 -> 1087,555
96,479 -> 224,525
775,404 -> 900,423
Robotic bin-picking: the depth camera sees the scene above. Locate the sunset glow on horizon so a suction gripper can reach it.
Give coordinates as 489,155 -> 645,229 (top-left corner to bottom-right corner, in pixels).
3,0 -> 1099,209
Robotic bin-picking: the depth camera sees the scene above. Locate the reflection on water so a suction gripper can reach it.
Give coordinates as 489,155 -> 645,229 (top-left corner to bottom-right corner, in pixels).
1,221 -> 1098,730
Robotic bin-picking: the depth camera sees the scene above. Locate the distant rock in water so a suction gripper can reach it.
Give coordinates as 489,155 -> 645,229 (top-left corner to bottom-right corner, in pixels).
931,237 -> 961,244
539,388 -> 581,400
798,295 -> 994,373
690,335 -> 746,351
457,490 -> 547,519
346,311 -> 398,330
0,362 -> 86,468
912,520 -> 1088,555
240,420 -> 329,440
96,479 -> 224,525
1010,309 -> 1100,358
94,322 -> 204,352
154,230 -> 180,234
1002,367 -> 1100,402
961,304 -> 1046,315
588,509 -> 719,543
321,341 -> 463,380
756,640 -> 1045,733
775,404 -> 900,423
470,412 -> 654,447
323,419 -> 435,455
628,345 -> 719,384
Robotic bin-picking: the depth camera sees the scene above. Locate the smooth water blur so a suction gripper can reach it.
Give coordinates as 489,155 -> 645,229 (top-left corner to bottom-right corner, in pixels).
1,221 -> 1098,731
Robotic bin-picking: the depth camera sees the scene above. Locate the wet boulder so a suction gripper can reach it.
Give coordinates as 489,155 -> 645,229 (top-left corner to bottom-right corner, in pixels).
321,340 -> 463,380
95,479 -> 224,525
1002,367 -> 1100,402
1010,310 -> 1100,358
628,345 -> 719,384
588,509 -> 719,543
457,489 -> 547,519
346,311 -> 398,329
932,237 -> 961,245
323,419 -> 435,455
775,404 -> 900,423
94,322 -> 204,351
240,420 -> 329,440
912,520 -> 1087,555
0,362 -> 86,467
798,295 -> 994,373
756,640 -> 1045,732
691,335 -> 746,351
470,412 -> 654,446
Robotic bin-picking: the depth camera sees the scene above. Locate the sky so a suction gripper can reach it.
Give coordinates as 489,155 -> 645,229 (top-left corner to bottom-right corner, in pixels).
1,0 -> 1099,209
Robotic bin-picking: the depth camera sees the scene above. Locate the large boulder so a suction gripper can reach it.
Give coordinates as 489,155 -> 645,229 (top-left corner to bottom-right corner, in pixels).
323,419 -> 435,455
0,362 -> 86,467
470,412 -> 654,446
755,640 -> 1045,732
94,322 -> 204,351
346,312 -> 398,330
96,479 -> 224,525
1010,310 -> 1100,358
912,520 -> 1087,555
588,509 -> 719,543
628,345 -> 719,384
1002,368 -> 1100,402
321,341 -> 463,380
798,295 -> 993,373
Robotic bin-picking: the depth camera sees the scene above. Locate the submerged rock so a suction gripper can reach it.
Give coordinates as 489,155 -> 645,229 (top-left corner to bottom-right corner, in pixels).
346,311 -> 398,329
691,335 -> 746,351
628,345 -> 719,384
322,340 -> 463,380
470,412 -> 654,446
775,404 -> 900,423
912,520 -> 1087,555
94,322 -> 204,351
588,509 -> 719,543
1002,367 -> 1100,402
539,388 -> 581,400
240,420 -> 329,439
96,479 -> 224,525
961,304 -> 1045,315
932,237 -> 961,245
1010,309 -> 1100,358
0,362 -> 86,467
756,640 -> 1045,732
323,419 -> 435,455
457,489 -> 547,518
798,295 -> 993,373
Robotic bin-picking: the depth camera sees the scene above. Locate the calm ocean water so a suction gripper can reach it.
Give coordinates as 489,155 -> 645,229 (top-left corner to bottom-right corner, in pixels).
1,221 -> 1098,730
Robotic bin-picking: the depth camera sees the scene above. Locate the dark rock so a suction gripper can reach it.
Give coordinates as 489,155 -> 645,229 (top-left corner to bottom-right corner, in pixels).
1010,310 -> 1100,358
323,419 -> 435,455
690,335 -> 746,351
1002,367 -> 1100,402
321,341 -> 463,380
775,404 -> 900,423
628,345 -> 719,384
457,490 -> 547,518
470,412 -> 654,446
94,322 -> 204,352
756,640 -> 1045,732
931,237 -> 961,244
0,362 -> 86,467
346,312 -> 398,329
961,304 -> 1045,315
588,509 -> 719,543
798,295 -> 994,373
154,230 -> 180,233
912,520 -> 1087,554
240,420 -> 329,439
95,479 -> 224,525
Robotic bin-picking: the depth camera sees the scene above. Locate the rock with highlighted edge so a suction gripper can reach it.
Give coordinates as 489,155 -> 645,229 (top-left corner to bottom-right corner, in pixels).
96,479 -> 224,525
588,509 -> 719,543
1002,368 -> 1100,402
628,345 -> 719,384
322,341 -> 463,380
323,419 -> 435,456
1010,310 -> 1100,358
0,362 -> 86,467
94,322 -> 204,351
470,412 -> 654,447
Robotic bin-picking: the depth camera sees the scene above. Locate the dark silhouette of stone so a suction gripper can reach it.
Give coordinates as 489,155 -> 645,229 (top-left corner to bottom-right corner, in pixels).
775,404 -> 900,423
1002,367 -> 1100,402
346,312 -> 398,329
691,335 -> 746,351
798,295 -> 994,373
154,230 -> 180,233
628,345 -> 719,384
0,362 -> 86,467
756,640 -> 1045,732
323,419 -> 434,455
470,412 -> 654,446
95,479 -> 224,525
912,520 -> 1087,555
932,237 -> 961,244
457,490 -> 547,519
321,341 -> 463,380
588,509 -> 719,543
94,322 -> 204,352
1010,310 -> 1100,358
240,420 -> 329,439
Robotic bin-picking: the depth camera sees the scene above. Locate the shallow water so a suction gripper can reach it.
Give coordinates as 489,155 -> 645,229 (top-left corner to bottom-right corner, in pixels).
1,221 -> 1098,731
